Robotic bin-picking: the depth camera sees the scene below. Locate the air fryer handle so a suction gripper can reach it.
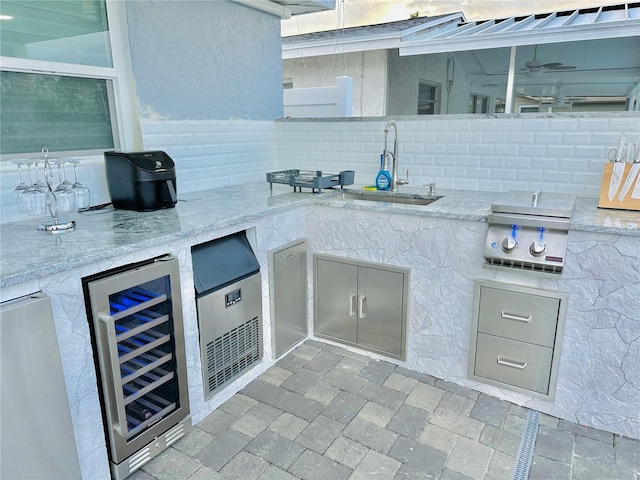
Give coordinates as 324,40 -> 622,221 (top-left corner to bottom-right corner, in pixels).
166,180 -> 177,204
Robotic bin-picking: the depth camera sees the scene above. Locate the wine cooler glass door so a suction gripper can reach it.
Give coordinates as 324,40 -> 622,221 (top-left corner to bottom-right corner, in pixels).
86,256 -> 189,465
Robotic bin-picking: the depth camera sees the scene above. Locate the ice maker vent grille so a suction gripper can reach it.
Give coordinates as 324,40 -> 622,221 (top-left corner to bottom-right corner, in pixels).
206,316 -> 261,395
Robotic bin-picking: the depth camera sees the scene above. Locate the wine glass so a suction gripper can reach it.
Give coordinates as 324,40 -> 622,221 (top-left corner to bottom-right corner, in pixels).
12,161 -> 30,213
69,159 -> 91,210
52,160 -> 76,213
21,160 -> 47,216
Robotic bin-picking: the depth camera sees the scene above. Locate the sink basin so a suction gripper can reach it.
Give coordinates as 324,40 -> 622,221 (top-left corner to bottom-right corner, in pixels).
340,192 -> 441,206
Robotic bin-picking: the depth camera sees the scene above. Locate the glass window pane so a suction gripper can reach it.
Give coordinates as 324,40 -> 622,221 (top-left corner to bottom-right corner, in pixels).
513,38 -> 638,112
0,71 -> 115,155
0,0 -> 112,67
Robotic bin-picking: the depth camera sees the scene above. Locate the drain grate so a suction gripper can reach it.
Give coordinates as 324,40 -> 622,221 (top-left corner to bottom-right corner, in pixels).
512,410 -> 540,480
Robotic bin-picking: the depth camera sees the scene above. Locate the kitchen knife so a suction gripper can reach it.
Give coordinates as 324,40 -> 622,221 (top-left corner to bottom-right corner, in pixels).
608,135 -> 626,202
618,143 -> 639,201
632,172 -> 640,200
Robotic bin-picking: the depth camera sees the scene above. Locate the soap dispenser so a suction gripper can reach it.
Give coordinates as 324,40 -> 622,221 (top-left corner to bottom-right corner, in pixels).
375,152 -> 391,191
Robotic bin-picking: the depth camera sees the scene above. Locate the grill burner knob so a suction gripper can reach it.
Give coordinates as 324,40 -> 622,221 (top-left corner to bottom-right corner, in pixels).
530,240 -> 547,257
502,237 -> 518,253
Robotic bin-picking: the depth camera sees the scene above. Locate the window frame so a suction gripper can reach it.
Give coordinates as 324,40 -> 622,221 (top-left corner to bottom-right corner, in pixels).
417,80 -> 441,115
0,0 -> 136,160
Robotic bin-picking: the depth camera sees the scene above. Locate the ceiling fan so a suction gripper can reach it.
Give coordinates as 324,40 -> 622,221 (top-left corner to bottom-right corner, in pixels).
520,45 -> 577,76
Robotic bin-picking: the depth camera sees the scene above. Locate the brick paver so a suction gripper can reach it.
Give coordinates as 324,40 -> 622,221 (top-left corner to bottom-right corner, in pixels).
132,340 -> 639,480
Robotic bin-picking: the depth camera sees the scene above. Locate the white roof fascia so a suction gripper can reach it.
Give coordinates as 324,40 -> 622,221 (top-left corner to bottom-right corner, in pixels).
399,20 -> 640,55
282,13 -> 464,59
283,34 -> 401,59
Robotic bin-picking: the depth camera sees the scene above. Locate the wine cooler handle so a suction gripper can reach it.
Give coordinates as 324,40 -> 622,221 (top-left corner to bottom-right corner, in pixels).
98,312 -> 129,437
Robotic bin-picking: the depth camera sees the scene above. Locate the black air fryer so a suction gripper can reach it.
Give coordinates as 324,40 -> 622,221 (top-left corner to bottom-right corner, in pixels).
104,150 -> 177,211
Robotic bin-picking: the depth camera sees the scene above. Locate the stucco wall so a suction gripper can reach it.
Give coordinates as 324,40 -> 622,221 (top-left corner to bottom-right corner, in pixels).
282,50 -> 387,116
125,0 -> 283,120
386,50 -> 471,115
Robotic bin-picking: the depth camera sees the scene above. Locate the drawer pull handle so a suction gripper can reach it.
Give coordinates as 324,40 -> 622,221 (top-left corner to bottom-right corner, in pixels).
284,253 -> 297,259
358,295 -> 366,319
348,294 -> 356,317
501,311 -> 531,323
497,356 -> 527,370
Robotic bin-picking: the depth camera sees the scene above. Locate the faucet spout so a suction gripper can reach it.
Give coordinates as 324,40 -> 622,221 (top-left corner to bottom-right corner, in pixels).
383,121 -> 407,191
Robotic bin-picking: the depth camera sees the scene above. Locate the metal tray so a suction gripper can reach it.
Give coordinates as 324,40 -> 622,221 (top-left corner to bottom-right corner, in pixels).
266,169 -> 354,192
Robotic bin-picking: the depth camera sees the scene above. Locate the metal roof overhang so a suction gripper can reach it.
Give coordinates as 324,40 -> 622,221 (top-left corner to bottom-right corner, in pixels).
282,13 -> 464,59
399,5 -> 640,56
233,0 -> 335,19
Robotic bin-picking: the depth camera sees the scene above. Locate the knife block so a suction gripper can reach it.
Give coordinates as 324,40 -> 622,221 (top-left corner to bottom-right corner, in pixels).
598,163 -> 640,211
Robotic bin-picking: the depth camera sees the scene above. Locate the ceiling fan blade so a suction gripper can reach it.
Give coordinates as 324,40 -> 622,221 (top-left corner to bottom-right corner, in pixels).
548,65 -> 577,70
540,62 -> 562,69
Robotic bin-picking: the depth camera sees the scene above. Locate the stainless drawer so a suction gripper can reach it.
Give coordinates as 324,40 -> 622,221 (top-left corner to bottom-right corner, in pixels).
478,286 -> 560,347
474,333 -> 553,394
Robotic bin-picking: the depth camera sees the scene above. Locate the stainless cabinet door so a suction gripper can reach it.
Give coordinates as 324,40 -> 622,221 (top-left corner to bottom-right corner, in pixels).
474,333 -> 553,394
356,266 -> 404,357
272,242 -> 308,358
478,286 -> 560,347
1,293 -> 82,479
315,258 -> 358,343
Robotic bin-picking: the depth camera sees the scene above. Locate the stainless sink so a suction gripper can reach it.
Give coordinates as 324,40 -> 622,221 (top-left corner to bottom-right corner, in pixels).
340,192 -> 441,206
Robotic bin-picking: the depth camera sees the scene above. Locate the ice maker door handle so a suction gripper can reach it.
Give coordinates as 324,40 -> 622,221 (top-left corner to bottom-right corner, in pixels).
348,294 -> 356,317
98,312 -> 129,437
358,294 -> 366,319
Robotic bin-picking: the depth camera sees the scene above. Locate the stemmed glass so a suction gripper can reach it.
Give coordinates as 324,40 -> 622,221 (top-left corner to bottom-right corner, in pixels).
52,159 -> 76,213
68,159 -> 91,210
37,152 -> 76,234
12,162 -> 30,213
21,160 -> 48,216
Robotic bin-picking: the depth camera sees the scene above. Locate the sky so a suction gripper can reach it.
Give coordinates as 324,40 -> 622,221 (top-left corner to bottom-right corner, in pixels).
281,0 -> 618,36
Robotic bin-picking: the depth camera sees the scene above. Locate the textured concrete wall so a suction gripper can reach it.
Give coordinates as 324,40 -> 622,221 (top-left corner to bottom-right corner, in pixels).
125,0 -> 283,120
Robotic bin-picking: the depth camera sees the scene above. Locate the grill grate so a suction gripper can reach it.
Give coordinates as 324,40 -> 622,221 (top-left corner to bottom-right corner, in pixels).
206,316 -> 261,394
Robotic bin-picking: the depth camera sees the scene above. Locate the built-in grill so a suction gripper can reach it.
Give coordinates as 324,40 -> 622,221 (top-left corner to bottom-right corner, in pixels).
484,191 -> 575,275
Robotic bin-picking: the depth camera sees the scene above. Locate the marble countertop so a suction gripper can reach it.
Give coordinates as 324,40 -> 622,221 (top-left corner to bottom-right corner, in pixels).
1,182 -> 638,288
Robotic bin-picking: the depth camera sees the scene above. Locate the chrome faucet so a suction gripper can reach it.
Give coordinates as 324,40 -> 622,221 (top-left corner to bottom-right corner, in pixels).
384,121 -> 409,192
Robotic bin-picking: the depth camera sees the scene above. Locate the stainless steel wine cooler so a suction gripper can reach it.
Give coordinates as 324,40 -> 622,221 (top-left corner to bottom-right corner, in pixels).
83,255 -> 190,480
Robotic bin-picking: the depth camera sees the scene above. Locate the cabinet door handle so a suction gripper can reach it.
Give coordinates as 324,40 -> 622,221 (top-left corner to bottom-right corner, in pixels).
497,356 -> 527,370
98,312 -> 128,437
358,295 -> 366,318
348,294 -> 356,317
501,311 -> 531,323
284,253 -> 297,259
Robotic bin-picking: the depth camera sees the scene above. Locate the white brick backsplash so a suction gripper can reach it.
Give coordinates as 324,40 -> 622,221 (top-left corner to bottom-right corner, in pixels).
576,118 -> 609,131
546,145 -> 575,157
2,114 -> 638,225
608,117 -> 640,132
561,132 -> 593,144
534,132 -> 564,145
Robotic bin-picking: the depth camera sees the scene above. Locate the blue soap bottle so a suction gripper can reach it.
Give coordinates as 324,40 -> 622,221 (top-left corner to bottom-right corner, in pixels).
376,153 -> 391,190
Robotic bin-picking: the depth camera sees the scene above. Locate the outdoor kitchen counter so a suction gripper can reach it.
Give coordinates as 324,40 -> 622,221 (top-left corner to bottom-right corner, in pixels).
1,181 -> 638,289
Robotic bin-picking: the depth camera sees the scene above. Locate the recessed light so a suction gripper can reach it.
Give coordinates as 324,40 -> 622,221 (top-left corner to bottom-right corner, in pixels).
0,14 -> 14,20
